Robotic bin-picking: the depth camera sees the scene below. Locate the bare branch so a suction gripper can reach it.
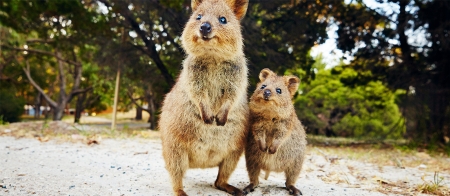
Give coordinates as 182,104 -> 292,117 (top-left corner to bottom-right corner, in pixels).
85,94 -> 101,108
1,44 -> 79,65
68,86 -> 93,103
127,91 -> 150,113
26,39 -> 54,44
22,59 -> 58,108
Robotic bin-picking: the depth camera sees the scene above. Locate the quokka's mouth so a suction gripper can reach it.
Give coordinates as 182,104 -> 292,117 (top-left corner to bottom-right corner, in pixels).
256,96 -> 271,102
200,35 -> 214,41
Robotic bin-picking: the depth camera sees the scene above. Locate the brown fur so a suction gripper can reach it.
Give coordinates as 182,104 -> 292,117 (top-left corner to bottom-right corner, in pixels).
159,0 -> 249,195
243,69 -> 307,196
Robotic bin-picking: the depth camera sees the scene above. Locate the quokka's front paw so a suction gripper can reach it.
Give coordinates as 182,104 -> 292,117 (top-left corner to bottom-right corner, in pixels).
215,111 -> 229,126
215,116 -> 227,126
201,112 -> 215,124
200,103 -> 214,124
268,145 -> 279,154
268,140 -> 281,154
257,140 -> 267,152
215,104 -> 230,126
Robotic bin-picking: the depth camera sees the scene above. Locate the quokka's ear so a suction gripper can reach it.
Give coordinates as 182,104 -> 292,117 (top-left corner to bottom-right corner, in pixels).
191,0 -> 203,11
225,0 -> 249,20
259,68 -> 275,82
283,76 -> 300,97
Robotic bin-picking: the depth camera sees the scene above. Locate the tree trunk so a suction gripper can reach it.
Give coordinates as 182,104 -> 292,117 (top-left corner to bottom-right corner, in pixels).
34,92 -> 42,119
426,87 -> 449,142
74,92 -> 87,123
44,103 -> 50,119
53,105 -> 65,121
111,69 -> 120,130
147,95 -> 156,130
135,107 -> 142,120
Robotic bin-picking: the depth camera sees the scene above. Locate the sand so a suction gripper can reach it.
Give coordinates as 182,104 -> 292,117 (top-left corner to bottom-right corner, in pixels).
0,136 -> 446,196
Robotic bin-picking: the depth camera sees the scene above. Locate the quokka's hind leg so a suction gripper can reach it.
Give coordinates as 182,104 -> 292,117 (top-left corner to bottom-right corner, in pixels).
163,146 -> 189,196
214,148 -> 244,196
284,167 -> 303,196
243,159 -> 261,194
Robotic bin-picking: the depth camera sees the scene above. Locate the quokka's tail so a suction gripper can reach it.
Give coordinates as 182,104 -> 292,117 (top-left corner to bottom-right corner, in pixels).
264,171 -> 270,180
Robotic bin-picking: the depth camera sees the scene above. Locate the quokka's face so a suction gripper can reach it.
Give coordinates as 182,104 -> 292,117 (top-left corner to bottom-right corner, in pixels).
250,68 -> 300,108
251,77 -> 293,108
181,0 -> 245,59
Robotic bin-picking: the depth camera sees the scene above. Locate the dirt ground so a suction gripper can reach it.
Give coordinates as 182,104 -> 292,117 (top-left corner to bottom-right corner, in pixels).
0,121 -> 449,196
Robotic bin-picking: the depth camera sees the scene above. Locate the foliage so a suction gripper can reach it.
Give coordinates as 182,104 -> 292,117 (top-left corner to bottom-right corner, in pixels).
333,0 -> 450,143
0,90 -> 25,123
295,57 -> 405,139
0,0 -> 113,121
243,0 -> 339,86
0,115 -> 6,125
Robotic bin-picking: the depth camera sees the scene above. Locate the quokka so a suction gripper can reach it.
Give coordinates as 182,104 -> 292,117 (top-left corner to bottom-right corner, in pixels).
244,68 -> 307,196
159,0 -> 249,195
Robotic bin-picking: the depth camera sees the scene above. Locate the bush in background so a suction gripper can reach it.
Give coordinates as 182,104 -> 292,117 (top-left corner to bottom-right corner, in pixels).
0,90 -> 25,123
294,61 -> 405,139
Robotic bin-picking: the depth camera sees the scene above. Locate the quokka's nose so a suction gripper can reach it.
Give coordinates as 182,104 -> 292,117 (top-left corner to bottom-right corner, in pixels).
263,89 -> 271,100
200,22 -> 212,37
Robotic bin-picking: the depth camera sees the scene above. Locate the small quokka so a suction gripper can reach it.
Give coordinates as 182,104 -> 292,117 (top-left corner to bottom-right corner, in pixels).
244,68 -> 307,196
159,0 -> 249,196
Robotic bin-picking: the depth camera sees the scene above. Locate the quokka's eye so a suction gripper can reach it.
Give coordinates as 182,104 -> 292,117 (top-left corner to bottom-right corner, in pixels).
260,84 -> 267,89
197,14 -> 202,20
219,16 -> 227,24
276,88 -> 282,94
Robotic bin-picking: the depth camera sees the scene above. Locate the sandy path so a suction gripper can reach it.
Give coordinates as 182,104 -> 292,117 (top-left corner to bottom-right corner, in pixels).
0,136 -> 444,196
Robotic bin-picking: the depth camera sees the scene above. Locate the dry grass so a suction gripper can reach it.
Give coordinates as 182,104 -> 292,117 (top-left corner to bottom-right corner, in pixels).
374,179 -> 415,196
0,121 -> 160,145
314,146 -> 450,173
308,135 -> 450,174
416,172 -> 450,196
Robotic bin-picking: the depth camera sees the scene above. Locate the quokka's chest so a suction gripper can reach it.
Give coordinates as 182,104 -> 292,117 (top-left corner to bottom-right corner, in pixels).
189,61 -> 242,78
188,63 -> 244,89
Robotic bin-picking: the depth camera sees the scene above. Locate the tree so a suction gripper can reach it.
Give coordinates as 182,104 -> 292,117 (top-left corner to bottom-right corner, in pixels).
95,0 -> 186,87
333,0 -> 450,143
242,0 -> 342,86
73,60 -> 111,123
1,0 -> 111,121
0,26 -> 40,117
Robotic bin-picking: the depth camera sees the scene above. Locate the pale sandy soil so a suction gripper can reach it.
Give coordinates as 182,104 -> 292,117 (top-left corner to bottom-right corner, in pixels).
0,120 -> 449,196
1,135 -> 448,196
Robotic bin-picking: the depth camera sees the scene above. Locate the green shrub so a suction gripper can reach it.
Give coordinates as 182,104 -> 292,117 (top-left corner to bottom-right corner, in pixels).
295,64 -> 405,139
0,90 -> 25,123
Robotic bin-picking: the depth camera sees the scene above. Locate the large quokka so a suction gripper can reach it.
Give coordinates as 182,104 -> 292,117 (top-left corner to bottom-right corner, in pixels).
159,0 -> 249,195
244,68 -> 307,196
